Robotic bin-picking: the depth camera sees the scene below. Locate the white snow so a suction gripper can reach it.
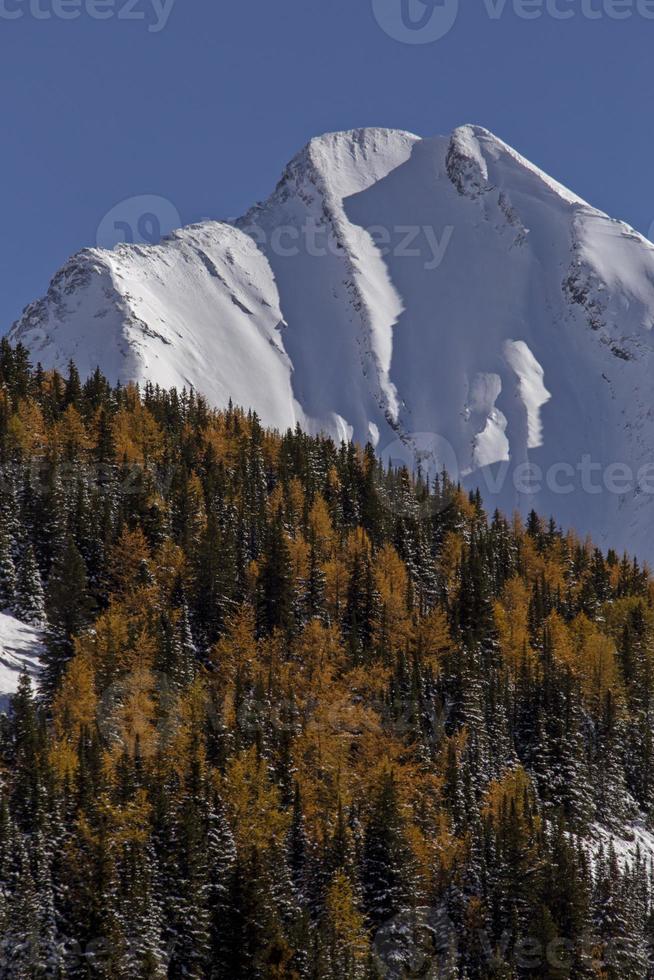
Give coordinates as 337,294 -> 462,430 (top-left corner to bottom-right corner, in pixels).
11,225 -> 300,433
591,820 -> 654,871
466,373 -> 510,470
503,340 -> 551,450
0,612 -> 43,712
12,123 -> 654,560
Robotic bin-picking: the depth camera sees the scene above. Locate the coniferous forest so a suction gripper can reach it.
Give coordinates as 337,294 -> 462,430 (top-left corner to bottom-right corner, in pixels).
1,340 -> 654,977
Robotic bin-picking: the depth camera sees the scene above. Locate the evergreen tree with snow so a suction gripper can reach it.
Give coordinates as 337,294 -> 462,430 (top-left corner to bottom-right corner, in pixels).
362,770 -> 413,929
0,529 -> 16,611
42,536 -> 92,698
14,543 -> 46,627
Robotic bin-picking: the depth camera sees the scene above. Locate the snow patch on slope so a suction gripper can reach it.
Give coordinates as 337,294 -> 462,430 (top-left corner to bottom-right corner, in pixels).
466,373 -> 510,470
591,820 -> 654,871
0,613 -> 43,712
504,340 -> 551,450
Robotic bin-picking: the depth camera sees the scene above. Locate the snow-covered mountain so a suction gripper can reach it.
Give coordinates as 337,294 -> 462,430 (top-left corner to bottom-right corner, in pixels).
11,124 -> 654,559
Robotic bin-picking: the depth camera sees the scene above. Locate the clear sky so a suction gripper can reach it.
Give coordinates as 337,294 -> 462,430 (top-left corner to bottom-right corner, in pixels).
1,0 -> 652,330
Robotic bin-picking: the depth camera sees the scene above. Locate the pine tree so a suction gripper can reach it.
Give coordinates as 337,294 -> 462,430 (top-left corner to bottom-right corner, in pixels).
0,837 -> 43,978
207,793 -> 237,978
9,671 -> 46,834
287,783 -> 310,902
156,607 -> 197,691
64,359 -> 82,408
42,536 -> 92,698
14,543 -> 46,627
0,528 -> 16,611
303,539 -> 327,624
225,847 -> 286,980
362,771 -> 413,929
193,513 -> 237,644
593,690 -> 632,831
257,514 -> 294,635
594,844 -> 649,979
165,794 -> 211,978
120,840 -> 167,978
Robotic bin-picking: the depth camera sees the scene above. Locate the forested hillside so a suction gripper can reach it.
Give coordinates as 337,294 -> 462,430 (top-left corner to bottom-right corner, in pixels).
0,340 -> 654,977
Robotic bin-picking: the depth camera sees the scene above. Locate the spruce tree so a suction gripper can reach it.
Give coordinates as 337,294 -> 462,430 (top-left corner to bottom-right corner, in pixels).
0,528 -> 17,611
257,513 -> 293,635
207,793 -> 237,978
362,771 -> 413,929
42,536 -> 92,699
14,543 -> 46,627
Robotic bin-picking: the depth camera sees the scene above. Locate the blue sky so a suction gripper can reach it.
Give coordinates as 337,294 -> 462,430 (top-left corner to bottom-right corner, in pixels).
1,0 -> 652,330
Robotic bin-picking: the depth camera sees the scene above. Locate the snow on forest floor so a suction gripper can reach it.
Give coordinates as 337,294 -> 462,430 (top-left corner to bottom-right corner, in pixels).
0,611 -> 43,712
591,819 -> 654,868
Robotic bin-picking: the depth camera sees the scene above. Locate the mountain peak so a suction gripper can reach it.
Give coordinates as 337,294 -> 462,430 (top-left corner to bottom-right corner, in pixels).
445,123 -> 588,211
248,127 -> 420,224
11,124 -> 654,559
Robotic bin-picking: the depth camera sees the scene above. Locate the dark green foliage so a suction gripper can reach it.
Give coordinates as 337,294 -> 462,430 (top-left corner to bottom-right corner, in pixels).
43,536 -> 93,698
0,345 -> 651,978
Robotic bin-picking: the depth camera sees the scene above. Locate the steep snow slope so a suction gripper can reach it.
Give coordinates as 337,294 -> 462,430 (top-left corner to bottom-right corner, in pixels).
238,128 -> 420,441
12,224 -> 298,432
11,124 -> 654,558
0,612 -> 43,712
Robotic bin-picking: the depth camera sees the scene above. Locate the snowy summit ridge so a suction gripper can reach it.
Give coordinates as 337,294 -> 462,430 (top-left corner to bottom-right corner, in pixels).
11,124 -> 654,559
